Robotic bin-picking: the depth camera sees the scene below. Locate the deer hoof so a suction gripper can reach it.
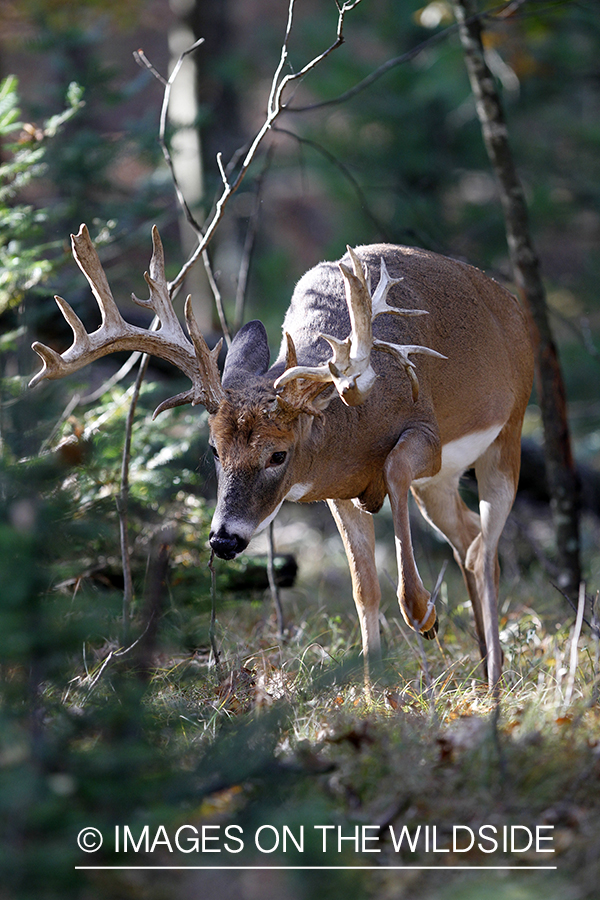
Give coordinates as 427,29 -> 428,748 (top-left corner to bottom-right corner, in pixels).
423,617 -> 438,640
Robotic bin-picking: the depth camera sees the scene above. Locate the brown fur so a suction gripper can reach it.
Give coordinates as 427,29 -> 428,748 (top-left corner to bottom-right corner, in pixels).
208,245 -> 534,689
210,394 -> 298,465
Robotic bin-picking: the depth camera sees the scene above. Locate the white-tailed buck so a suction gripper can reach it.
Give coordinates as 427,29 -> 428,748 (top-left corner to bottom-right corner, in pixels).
30,225 -> 533,687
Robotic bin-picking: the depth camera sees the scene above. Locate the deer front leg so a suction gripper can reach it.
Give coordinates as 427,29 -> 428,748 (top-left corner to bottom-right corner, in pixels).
327,498 -> 381,676
383,428 -> 441,636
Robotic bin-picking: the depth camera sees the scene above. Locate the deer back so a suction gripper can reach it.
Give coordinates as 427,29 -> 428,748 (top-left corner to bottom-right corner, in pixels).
274,243 -> 532,441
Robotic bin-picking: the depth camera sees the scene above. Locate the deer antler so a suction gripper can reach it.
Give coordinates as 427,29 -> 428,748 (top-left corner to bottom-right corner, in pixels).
273,333 -> 331,419
274,247 -> 446,406
29,224 -> 224,416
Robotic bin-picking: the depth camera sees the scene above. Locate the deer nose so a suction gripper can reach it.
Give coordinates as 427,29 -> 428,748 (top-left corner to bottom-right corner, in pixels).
209,528 -> 248,560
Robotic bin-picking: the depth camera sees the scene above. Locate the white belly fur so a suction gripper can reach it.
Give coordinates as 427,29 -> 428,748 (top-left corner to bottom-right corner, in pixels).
412,423 -> 504,487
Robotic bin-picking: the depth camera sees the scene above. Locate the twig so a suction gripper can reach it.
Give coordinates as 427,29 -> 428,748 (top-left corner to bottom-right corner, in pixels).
552,581 -> 593,633
563,581 -> 586,710
208,550 -> 222,678
80,350 -> 144,404
38,390 -> 81,455
135,529 -> 173,679
135,41 -> 234,344
284,0 -> 523,114
83,624 -> 152,701
202,248 -> 232,348
491,695 -> 506,785
233,145 -> 275,334
117,352 -> 151,643
267,521 -> 285,640
385,561 -> 448,708
287,24 -> 459,114
271,126 -> 392,242
134,39 -> 206,239
592,591 -> 600,706
136,42 -> 234,345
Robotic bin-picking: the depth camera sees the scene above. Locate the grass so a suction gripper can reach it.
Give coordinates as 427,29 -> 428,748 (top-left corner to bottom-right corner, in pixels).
56,496 -> 600,900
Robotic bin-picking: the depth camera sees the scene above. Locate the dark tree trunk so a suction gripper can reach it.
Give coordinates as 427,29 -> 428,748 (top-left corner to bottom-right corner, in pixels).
452,0 -> 581,598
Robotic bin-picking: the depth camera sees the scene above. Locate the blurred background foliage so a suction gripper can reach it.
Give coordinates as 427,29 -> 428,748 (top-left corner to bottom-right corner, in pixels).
0,0 -> 599,897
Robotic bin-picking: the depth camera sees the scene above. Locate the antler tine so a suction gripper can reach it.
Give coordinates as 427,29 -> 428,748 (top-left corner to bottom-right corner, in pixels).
369,254 -> 445,401
284,331 -> 298,369
28,293 -> 91,387
274,247 -> 378,407
71,224 -> 124,331
371,256 -> 426,320
183,296 -> 224,413
338,245 -> 373,369
29,225 -> 226,417
28,339 -> 68,388
373,340 -> 447,402
151,298 -> 225,418
271,333 -> 329,419
132,226 -> 180,335
274,248 -> 446,408
29,225 -> 129,385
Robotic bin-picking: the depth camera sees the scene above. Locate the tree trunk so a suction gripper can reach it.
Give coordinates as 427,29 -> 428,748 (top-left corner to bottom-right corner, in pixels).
452,0 -> 581,598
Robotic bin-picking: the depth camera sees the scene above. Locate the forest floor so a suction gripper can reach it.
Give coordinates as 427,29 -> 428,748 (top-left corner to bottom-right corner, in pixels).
64,496 -> 600,900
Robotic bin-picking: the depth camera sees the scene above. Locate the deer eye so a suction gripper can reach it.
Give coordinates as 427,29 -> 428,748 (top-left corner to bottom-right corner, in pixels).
210,445 -> 219,461
267,451 -> 287,468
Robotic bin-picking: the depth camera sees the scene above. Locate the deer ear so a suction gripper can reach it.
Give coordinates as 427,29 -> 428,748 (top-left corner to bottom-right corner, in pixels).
222,320 -> 270,388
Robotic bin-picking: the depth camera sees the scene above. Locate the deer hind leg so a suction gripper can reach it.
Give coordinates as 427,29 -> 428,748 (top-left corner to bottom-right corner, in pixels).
465,427 -> 521,689
383,428 -> 441,637
412,429 -> 519,689
327,498 -> 382,673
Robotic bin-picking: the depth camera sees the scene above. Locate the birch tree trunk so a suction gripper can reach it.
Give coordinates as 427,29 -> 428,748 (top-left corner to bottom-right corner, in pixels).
452,0 -> 581,598
167,3 -> 212,332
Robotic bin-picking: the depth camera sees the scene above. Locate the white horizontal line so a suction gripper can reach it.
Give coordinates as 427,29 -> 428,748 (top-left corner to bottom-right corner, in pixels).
75,865 -> 558,871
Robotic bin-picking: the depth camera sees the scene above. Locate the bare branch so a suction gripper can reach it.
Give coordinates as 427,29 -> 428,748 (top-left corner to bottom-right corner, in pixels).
202,247 -> 232,348
285,0 -> 527,114
133,47 -> 168,87
137,42 -> 234,345
563,582 -> 586,710
167,0 -> 365,296
117,352 -> 150,642
267,522 -> 285,640
216,151 -> 229,189
287,26 -> 457,114
135,39 -> 206,238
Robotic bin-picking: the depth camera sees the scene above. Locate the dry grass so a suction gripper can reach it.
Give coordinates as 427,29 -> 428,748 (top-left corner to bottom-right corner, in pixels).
50,475 -> 600,900
100,498 -> 600,900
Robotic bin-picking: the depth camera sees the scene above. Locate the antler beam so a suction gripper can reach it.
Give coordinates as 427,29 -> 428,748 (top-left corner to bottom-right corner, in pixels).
29,224 -> 224,416
274,246 -> 445,406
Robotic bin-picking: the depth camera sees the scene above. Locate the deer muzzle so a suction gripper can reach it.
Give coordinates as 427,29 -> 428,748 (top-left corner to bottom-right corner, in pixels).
209,526 -> 249,561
